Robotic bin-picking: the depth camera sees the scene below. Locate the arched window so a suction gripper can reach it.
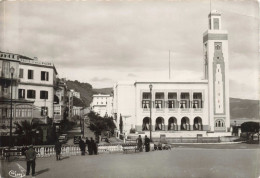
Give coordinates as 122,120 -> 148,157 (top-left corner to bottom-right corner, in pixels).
193,117 -> 202,130
142,117 -> 150,131
155,117 -> 165,131
181,117 -> 190,130
168,117 -> 177,131
215,119 -> 225,129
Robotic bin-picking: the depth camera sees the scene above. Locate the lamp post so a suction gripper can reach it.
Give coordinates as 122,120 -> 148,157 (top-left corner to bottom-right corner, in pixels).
9,66 -> 15,148
149,84 -> 153,142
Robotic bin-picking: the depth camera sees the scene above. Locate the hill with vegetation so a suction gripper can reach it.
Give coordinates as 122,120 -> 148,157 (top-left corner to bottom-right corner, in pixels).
230,97 -> 259,121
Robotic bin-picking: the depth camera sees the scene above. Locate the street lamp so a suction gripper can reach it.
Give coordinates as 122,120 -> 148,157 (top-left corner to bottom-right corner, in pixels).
149,84 -> 153,142
9,66 -> 15,148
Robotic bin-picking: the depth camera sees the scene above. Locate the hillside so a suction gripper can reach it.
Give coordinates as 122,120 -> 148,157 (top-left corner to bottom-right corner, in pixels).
66,80 -> 260,121
230,97 -> 259,120
66,80 -> 93,107
93,88 -> 113,95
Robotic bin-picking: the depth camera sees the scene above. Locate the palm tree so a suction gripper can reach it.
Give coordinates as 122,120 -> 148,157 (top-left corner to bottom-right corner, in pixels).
14,120 -> 38,145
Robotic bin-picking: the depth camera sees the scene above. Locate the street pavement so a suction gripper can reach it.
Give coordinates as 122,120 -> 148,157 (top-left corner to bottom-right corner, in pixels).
1,144 -> 260,178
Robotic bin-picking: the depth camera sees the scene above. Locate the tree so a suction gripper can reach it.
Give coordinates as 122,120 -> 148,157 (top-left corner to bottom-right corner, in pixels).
241,122 -> 260,141
119,114 -> 123,134
87,111 -> 116,136
14,120 -> 37,145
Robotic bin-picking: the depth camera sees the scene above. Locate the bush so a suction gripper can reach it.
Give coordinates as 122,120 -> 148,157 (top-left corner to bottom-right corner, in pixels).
130,128 -> 136,134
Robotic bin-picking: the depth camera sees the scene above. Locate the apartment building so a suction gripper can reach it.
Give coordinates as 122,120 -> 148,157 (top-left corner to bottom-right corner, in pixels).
0,53 -> 34,129
0,51 -> 58,126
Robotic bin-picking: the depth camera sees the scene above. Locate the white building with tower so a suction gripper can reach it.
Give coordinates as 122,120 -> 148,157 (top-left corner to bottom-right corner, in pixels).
113,10 -> 230,138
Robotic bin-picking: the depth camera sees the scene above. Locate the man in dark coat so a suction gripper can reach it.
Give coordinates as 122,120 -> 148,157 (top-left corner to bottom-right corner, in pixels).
136,135 -> 143,152
90,137 -> 97,155
85,137 -> 91,155
55,140 -> 62,160
25,145 -> 37,176
79,138 -> 86,155
144,135 -> 150,152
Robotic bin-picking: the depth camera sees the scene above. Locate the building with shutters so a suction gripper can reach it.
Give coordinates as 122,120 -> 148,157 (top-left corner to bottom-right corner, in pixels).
113,10 -> 231,138
0,51 -> 58,128
90,94 -> 113,117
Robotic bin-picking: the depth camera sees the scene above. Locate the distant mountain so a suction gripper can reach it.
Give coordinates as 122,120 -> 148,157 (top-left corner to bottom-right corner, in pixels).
93,88 -> 113,95
66,81 -> 260,121
230,97 -> 259,121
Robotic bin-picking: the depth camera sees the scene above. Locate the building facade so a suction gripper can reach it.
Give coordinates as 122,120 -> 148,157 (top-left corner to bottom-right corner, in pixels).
113,10 -> 230,137
91,94 -> 113,117
0,51 -> 58,127
54,78 -> 68,123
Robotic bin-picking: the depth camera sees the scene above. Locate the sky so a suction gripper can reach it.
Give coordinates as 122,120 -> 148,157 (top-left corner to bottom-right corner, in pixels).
0,0 -> 259,100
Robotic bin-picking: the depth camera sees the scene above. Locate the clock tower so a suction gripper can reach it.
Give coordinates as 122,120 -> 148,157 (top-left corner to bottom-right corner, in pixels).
203,10 -> 230,132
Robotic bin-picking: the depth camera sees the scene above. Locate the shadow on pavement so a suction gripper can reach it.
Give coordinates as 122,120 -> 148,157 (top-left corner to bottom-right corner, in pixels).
60,156 -> 70,160
36,168 -> 50,175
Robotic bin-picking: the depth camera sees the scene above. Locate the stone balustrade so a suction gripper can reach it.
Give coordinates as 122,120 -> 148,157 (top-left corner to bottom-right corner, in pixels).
0,144 -> 128,159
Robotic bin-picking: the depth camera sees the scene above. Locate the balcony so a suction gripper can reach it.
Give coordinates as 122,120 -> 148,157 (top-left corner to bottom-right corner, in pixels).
155,108 -> 164,112
193,108 -> 203,112
180,108 -> 190,113
168,108 -> 178,112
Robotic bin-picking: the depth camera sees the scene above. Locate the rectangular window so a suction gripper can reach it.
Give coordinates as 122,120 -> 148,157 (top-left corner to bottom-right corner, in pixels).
168,92 -> 177,108
142,92 -> 151,108
193,100 -> 199,108
155,92 -> 164,109
168,100 -> 175,108
27,90 -> 36,99
180,100 -> 187,108
18,89 -> 25,99
41,107 -> 48,116
19,69 -> 24,78
40,90 -> 48,99
28,70 -> 34,79
155,100 -> 163,109
41,71 -> 49,81
142,100 -> 150,108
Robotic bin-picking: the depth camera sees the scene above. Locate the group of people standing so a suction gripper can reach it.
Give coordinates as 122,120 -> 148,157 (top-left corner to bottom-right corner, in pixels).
136,135 -> 151,152
79,137 -> 98,155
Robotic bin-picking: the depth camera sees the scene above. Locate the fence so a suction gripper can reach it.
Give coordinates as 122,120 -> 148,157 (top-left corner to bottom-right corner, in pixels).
126,137 -> 221,143
0,144 -> 129,159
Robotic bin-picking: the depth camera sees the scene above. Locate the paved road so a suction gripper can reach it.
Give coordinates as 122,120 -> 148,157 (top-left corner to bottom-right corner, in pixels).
1,146 -> 260,178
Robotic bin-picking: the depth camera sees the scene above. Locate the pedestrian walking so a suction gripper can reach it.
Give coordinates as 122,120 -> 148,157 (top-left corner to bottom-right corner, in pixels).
55,140 -> 62,160
25,145 -> 37,176
144,135 -> 150,152
79,138 -> 86,155
91,137 -> 97,155
136,135 -> 143,152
